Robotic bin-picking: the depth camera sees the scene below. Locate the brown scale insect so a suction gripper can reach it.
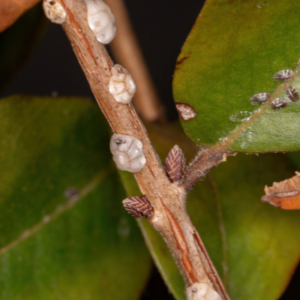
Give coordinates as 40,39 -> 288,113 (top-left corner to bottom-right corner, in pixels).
250,93 -> 271,103
271,98 -> 289,110
273,69 -> 294,81
123,196 -> 154,218
64,187 -> 80,201
164,145 -> 186,183
285,84 -> 299,102
175,103 -> 197,121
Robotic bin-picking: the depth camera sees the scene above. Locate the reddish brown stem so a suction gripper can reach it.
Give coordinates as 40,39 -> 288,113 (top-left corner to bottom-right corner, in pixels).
47,1 -> 230,299
105,0 -> 165,123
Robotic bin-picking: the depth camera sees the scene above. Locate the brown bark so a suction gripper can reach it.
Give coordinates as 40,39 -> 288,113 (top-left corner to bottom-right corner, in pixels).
105,0 -> 165,123
44,0 -> 230,298
184,146 -> 236,194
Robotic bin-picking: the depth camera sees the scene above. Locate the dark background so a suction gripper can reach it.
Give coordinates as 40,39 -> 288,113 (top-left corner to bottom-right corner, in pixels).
1,0 -> 300,299
0,0 -> 206,122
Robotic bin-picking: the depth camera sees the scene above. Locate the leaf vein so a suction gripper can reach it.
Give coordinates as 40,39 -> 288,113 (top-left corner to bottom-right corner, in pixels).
0,164 -> 114,256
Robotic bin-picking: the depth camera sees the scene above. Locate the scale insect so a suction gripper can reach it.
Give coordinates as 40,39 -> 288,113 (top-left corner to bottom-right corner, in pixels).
271,98 -> 289,110
273,69 -> 294,81
110,133 -> 146,173
109,64 -> 136,104
175,103 -> 197,120
186,283 -> 221,300
285,84 -> 299,102
43,0 -> 66,24
250,93 -> 271,103
84,0 -> 116,44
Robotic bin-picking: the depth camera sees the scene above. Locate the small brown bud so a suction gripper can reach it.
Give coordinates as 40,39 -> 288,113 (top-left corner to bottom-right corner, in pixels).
123,196 -> 154,218
165,145 -> 186,183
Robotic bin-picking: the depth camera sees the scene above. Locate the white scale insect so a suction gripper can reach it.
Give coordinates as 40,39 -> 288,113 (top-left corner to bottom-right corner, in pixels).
186,283 -> 221,300
84,0 -> 116,44
43,0 -> 66,24
109,65 -> 137,104
110,134 -> 146,173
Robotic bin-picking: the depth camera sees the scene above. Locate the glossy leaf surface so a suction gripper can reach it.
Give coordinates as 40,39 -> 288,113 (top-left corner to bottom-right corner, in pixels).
0,96 -> 151,300
173,0 -> 300,152
120,123 -> 300,300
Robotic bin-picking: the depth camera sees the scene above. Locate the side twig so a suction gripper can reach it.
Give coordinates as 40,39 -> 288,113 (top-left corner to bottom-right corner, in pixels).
184,146 -> 237,194
43,1 -> 231,299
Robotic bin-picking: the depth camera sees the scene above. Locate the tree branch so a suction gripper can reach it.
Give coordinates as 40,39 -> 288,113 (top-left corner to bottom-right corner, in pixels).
105,0 -> 165,123
184,146 -> 237,194
44,0 -> 230,299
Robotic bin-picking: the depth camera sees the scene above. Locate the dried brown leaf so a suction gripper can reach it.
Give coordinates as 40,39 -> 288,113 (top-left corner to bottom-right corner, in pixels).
0,0 -> 40,33
165,145 -> 186,183
262,172 -> 300,210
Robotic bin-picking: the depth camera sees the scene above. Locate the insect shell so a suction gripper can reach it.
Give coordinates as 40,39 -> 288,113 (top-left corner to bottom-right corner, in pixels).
285,84 -> 300,102
109,64 -> 136,104
84,0 -> 116,44
250,93 -> 271,103
110,133 -> 146,173
273,69 -> 294,81
64,187 -> 80,201
43,0 -> 66,24
175,103 -> 197,121
186,283 -> 221,300
271,98 -> 289,110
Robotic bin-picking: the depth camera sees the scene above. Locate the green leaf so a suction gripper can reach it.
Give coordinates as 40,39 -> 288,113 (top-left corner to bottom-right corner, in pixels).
192,154 -> 300,300
173,0 -> 300,152
286,152 -> 300,171
0,95 -> 151,299
0,4 -> 47,90
120,123 -> 300,300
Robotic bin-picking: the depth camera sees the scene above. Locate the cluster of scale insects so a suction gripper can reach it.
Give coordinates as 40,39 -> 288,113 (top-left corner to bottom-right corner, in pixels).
250,69 -> 299,109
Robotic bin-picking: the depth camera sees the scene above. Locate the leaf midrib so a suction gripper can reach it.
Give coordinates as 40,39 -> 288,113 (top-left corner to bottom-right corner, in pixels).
0,165 -> 114,256
220,67 -> 300,151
